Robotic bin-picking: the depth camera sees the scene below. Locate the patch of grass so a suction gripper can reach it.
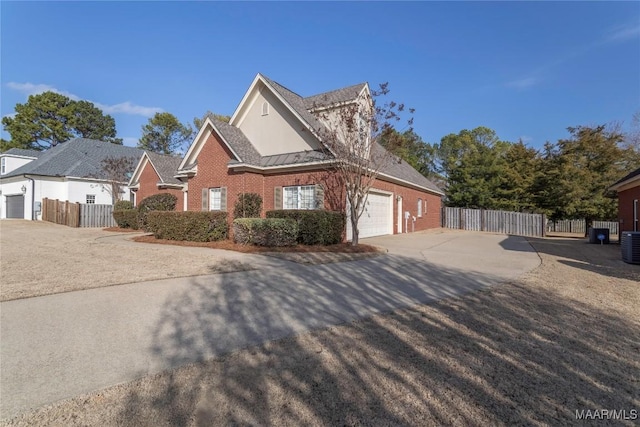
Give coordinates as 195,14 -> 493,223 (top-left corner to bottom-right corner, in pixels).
132,235 -> 382,254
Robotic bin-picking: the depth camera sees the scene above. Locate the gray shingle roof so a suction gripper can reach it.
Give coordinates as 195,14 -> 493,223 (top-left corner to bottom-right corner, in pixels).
144,151 -> 183,185
2,148 -> 43,158
260,75 -> 329,137
210,118 -> 261,165
187,75 -> 442,194
373,143 -> 443,194
304,83 -> 367,110
2,138 -> 143,180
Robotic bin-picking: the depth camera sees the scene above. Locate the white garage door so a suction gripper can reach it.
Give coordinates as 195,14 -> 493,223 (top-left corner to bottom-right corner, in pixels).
346,191 -> 393,240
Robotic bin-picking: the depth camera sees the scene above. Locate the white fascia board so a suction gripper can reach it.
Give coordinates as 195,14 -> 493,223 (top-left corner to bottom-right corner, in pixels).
156,182 -> 184,190
66,176 -> 128,185
178,118 -> 241,171
229,73 -> 263,126
228,159 -> 333,174
257,75 -> 321,140
0,154 -> 38,160
179,121 -> 211,171
128,152 -> 150,186
609,174 -> 640,192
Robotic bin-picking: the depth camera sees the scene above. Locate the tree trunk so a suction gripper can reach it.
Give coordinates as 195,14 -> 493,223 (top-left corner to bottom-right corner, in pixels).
351,220 -> 359,246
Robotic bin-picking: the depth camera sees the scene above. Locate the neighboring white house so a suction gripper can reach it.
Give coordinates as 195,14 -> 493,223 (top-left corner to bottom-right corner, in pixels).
0,139 -> 142,220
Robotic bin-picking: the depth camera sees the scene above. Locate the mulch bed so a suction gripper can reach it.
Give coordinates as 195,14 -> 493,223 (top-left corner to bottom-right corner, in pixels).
103,227 -> 143,233
131,234 -> 383,254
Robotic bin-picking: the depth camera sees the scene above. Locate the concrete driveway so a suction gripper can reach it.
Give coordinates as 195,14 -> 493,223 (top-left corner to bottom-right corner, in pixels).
0,229 -> 540,419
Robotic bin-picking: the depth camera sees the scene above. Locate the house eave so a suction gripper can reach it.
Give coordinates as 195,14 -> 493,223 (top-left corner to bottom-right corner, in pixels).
157,182 -> 185,190
228,160 -> 333,174
609,174 -> 640,192
376,172 -> 444,196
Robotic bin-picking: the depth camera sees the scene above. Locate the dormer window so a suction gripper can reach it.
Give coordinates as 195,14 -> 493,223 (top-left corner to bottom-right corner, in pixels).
261,101 -> 269,116
1,158 -> 5,175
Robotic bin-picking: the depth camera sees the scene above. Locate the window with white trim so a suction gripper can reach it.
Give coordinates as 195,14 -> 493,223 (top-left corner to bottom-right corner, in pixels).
417,198 -> 423,217
86,194 -> 96,204
262,101 -> 269,116
209,188 -> 222,211
0,158 -> 5,175
284,185 -> 315,210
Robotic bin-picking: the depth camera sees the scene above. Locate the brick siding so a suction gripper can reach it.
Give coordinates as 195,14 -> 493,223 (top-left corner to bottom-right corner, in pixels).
618,185 -> 640,232
135,159 -> 184,211
139,131 -> 442,239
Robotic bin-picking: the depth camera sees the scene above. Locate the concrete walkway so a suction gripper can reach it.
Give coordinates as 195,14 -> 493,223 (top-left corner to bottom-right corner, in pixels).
0,231 -> 540,419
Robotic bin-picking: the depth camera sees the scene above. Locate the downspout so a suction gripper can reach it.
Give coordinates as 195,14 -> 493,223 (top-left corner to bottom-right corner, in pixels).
24,174 -> 35,220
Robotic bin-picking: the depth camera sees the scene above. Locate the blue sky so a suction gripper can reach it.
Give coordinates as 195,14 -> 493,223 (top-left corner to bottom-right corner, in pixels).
2,1 -> 639,150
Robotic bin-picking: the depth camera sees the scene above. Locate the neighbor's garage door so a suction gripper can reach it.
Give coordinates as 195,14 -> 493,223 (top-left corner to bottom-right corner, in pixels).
346,191 -> 393,240
6,195 -> 25,219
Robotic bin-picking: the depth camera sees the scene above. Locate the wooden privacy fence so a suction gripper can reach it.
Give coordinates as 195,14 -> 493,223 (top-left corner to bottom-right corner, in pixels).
42,198 -> 80,227
442,207 -> 546,237
41,198 -> 116,228
547,220 -> 619,235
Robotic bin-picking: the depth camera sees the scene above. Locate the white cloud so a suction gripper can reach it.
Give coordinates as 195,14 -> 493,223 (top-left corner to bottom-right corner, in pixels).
5,82 -> 162,118
7,82 -> 79,100
506,77 -> 537,90
94,101 -> 162,117
604,23 -> 640,43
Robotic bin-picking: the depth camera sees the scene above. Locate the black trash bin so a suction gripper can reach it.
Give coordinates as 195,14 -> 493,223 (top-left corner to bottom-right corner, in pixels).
588,228 -> 610,244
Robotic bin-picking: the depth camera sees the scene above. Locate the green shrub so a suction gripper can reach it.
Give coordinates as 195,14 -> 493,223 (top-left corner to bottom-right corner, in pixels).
233,193 -> 263,219
266,210 -> 344,245
113,210 -> 139,229
146,211 -> 228,242
114,200 -> 134,210
138,193 -> 177,230
233,218 -> 298,247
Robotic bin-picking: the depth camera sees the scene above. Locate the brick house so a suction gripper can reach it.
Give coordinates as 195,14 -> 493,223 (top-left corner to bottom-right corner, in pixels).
129,74 -> 443,240
129,151 -> 184,211
610,167 -> 640,234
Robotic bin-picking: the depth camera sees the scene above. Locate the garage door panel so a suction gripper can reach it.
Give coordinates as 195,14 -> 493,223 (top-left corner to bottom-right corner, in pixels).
6,195 -> 25,219
346,191 -> 392,240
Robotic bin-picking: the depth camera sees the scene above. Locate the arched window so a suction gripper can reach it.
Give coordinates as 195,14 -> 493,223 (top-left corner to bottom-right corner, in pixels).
261,101 -> 269,116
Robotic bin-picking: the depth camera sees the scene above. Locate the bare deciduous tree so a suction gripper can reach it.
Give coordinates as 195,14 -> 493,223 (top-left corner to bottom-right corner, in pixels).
312,83 -> 413,245
99,156 -> 137,204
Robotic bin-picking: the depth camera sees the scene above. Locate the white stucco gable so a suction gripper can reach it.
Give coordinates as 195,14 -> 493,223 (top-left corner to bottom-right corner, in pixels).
0,152 -> 38,176
229,74 -> 322,157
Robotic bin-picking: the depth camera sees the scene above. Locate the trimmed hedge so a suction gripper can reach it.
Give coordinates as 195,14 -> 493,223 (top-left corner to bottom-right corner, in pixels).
266,210 -> 345,245
114,200 -> 134,210
138,193 -> 178,230
113,210 -> 139,229
233,193 -> 263,219
146,211 -> 228,242
233,218 -> 298,247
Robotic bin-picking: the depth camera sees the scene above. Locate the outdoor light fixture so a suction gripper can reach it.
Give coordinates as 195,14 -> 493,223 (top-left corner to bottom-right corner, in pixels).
21,185 -> 26,194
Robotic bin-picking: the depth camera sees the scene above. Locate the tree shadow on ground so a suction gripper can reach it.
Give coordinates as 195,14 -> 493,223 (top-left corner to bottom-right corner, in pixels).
525,237 -> 621,264
116,252 -> 639,426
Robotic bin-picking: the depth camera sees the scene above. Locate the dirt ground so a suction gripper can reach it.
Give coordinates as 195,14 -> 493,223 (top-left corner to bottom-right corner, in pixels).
0,221 -> 383,302
0,221 -> 254,302
2,235 -> 638,426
